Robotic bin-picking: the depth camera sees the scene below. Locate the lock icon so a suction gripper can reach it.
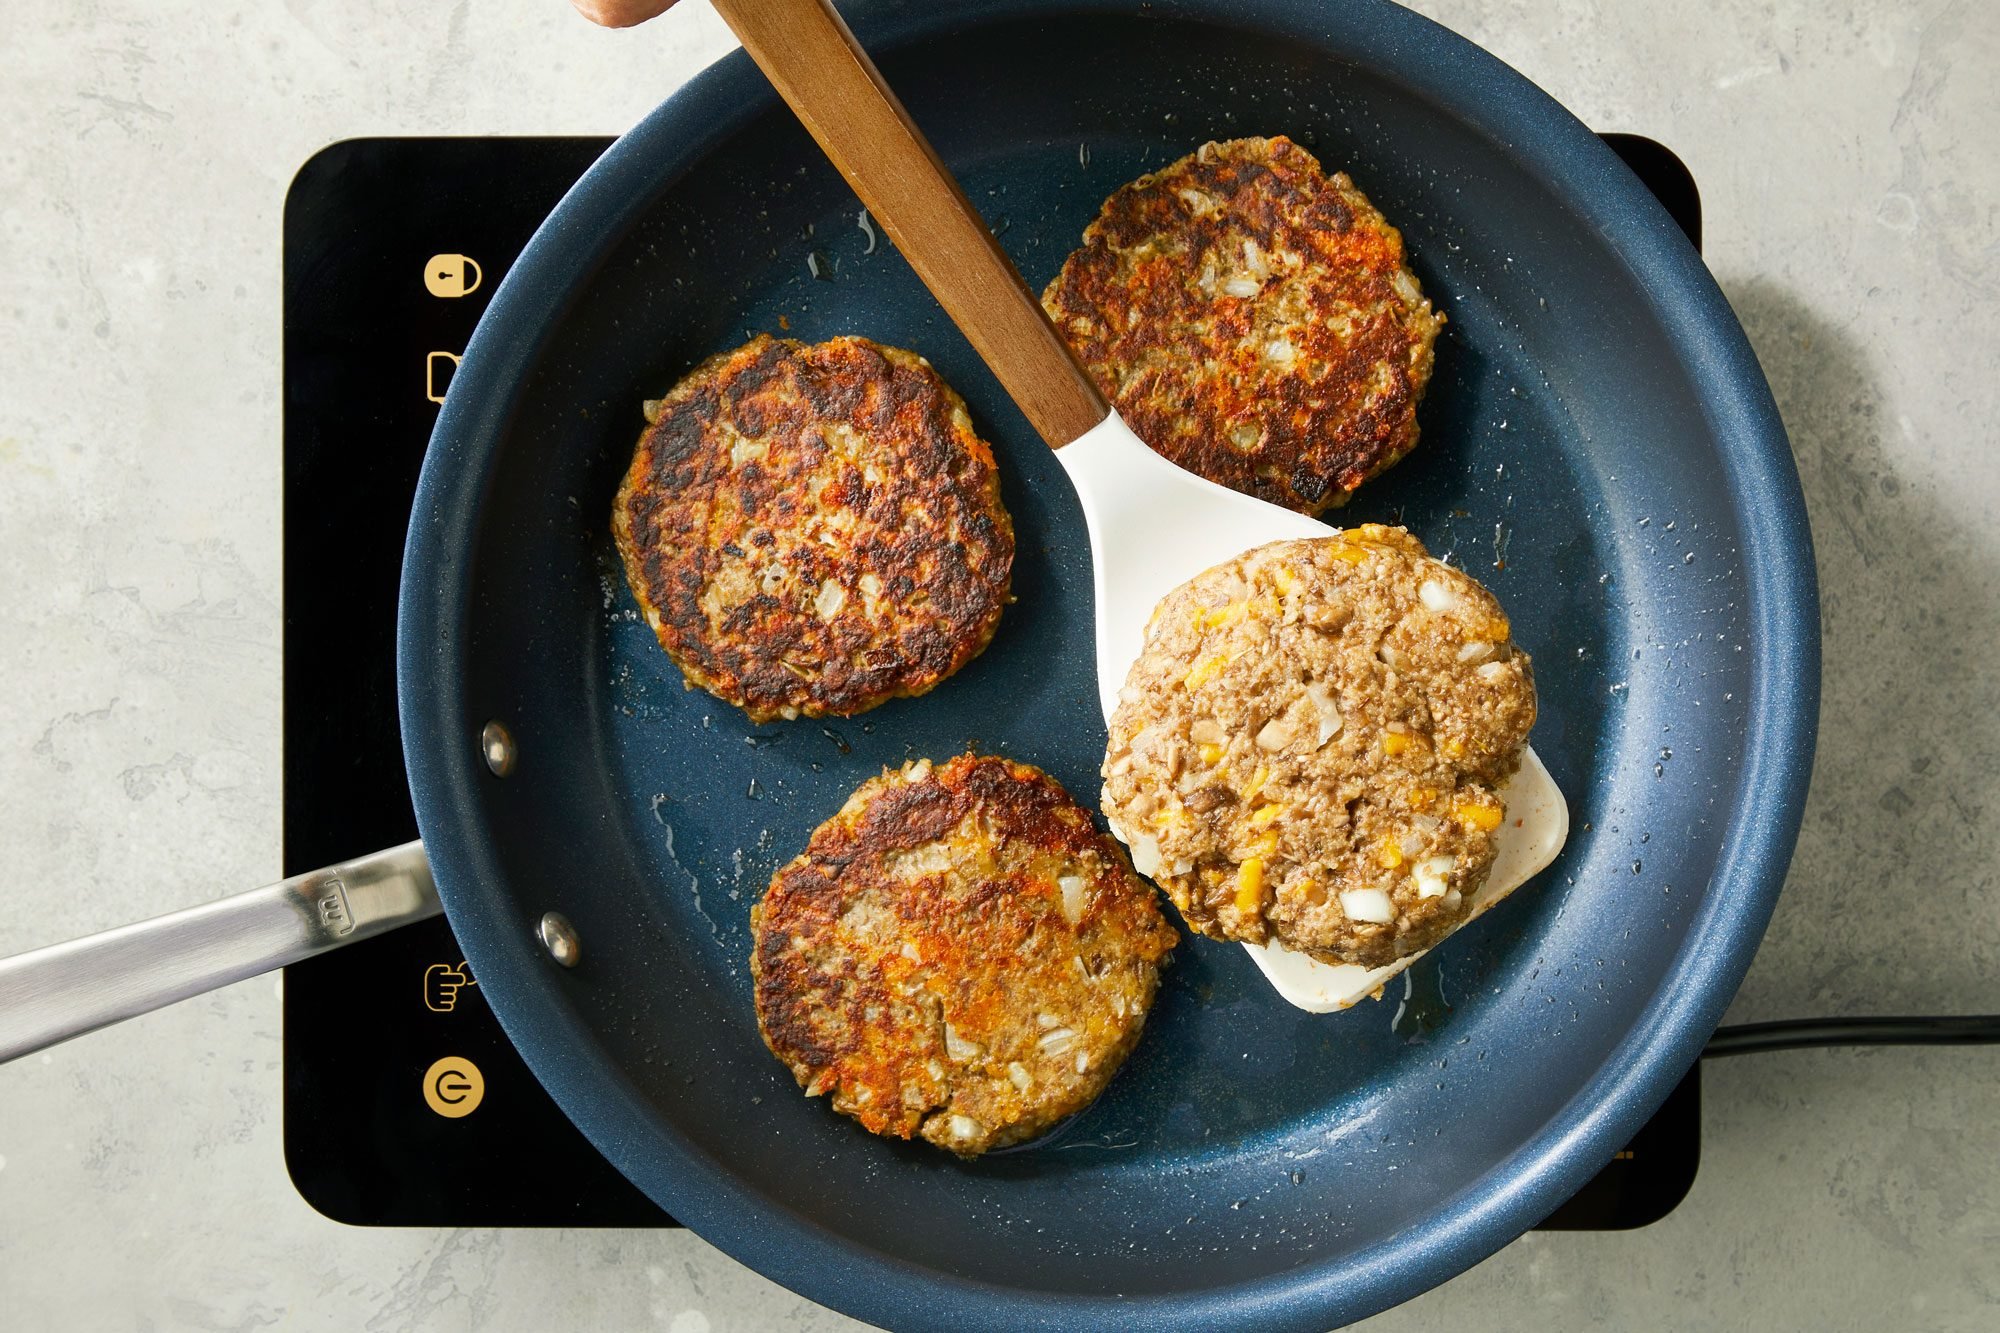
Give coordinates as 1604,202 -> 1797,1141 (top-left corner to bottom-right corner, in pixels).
424,253 -> 483,298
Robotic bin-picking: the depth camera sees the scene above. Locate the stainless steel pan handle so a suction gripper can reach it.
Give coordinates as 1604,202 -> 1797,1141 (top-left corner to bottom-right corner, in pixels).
0,841 -> 439,1063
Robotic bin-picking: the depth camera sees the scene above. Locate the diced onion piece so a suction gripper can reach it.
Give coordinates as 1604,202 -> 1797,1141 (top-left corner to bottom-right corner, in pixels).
1008,1062 -> 1032,1091
1340,888 -> 1396,924
1129,834 -> 1163,877
1457,639 -> 1496,664
906,758 -> 932,783
1419,579 -> 1456,612
948,1115 -> 983,1141
1057,874 -> 1088,925
1179,188 -> 1219,217
814,579 -> 847,619
1413,855 -> 1455,899
1255,717 -> 1291,751
943,1021 -> 982,1063
1476,660 -> 1511,680
1190,719 -> 1226,746
1038,1027 -> 1077,1055
1306,684 -> 1344,747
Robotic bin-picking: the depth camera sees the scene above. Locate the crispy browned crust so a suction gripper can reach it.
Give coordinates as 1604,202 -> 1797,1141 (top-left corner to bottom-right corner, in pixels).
612,336 -> 1014,723
751,755 -> 1177,1156
1042,136 -> 1444,515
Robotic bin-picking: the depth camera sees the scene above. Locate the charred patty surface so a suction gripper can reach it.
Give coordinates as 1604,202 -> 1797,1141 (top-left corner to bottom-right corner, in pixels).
1042,136 -> 1444,515
1101,527 -> 1535,969
612,335 -> 1014,723
751,754 -> 1177,1156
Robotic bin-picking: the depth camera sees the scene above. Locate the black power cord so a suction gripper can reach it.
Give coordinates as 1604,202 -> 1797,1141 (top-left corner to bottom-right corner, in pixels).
1704,1014 -> 2000,1059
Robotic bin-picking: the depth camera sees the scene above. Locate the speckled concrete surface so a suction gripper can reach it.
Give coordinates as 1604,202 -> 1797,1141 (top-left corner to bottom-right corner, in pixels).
1,1 -> 1995,1329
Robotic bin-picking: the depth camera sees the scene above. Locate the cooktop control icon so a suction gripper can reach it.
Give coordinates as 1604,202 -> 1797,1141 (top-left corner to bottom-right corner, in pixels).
424,253 -> 483,298
424,350 -> 460,405
423,961 -> 475,1012
422,1056 -> 485,1118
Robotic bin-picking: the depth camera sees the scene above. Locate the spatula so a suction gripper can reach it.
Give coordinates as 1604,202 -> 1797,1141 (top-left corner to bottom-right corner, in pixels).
709,0 -> 1566,1009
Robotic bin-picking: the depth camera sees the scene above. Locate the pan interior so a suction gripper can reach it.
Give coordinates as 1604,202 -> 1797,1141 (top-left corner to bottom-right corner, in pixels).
434,7 -> 1765,1306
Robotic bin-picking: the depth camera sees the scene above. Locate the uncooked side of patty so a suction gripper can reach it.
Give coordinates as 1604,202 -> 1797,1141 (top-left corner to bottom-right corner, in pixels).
1042,136 -> 1444,515
1101,527 -> 1535,969
752,754 -> 1177,1156
612,335 -> 1014,723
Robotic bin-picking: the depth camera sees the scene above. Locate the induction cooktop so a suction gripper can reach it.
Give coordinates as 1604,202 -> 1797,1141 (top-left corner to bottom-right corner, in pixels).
280,134 -> 1700,1229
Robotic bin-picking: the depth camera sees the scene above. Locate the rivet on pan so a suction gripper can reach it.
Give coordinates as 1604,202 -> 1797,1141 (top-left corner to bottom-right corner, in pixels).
539,912 -> 582,968
480,720 -> 517,777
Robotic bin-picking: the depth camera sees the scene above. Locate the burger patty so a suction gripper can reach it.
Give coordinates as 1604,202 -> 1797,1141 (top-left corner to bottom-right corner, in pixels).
752,754 -> 1178,1156
1042,136 -> 1444,515
612,335 -> 1014,723
1100,527 -> 1535,969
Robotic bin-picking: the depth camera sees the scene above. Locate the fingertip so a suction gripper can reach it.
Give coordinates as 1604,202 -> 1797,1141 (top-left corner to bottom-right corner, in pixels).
570,0 -> 677,28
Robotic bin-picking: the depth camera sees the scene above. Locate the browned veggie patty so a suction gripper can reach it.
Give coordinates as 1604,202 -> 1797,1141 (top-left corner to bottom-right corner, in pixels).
612,335 -> 1013,723
1042,136 -> 1444,515
1101,527 -> 1535,969
752,755 -> 1177,1156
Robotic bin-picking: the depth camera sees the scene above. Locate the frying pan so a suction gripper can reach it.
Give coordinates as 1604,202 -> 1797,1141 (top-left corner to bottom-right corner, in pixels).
0,0 -> 1819,1328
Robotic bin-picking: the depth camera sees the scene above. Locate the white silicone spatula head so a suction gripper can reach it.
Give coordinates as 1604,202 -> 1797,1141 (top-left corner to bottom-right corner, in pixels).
1054,414 -> 1332,718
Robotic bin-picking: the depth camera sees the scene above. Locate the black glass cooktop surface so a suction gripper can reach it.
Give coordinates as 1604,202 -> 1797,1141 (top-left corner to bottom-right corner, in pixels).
281,134 -> 1700,1229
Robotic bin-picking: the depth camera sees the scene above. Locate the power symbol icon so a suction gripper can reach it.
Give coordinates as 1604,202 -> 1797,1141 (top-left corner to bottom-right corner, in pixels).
422,1056 -> 485,1118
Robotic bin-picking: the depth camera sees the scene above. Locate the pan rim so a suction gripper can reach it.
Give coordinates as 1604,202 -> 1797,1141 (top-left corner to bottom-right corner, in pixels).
397,1 -> 1820,1327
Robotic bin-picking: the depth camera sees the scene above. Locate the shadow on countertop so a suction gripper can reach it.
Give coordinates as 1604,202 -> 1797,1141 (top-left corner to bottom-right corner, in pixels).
1720,275 -> 2000,1019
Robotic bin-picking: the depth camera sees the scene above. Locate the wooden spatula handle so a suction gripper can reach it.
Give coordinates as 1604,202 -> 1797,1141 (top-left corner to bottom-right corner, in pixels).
709,0 -> 1109,449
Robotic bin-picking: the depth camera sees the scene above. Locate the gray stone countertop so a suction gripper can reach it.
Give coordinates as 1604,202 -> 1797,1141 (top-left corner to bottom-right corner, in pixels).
1,1 -> 1994,1328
